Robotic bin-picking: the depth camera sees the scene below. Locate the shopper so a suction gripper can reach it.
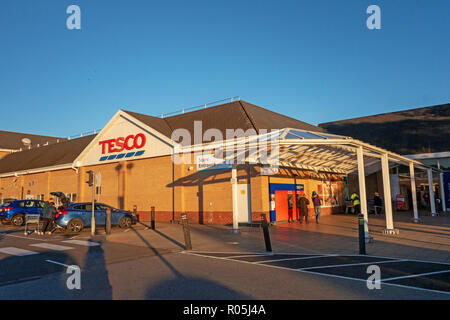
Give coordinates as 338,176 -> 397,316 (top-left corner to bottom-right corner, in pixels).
312,191 -> 321,223
40,198 -> 57,235
298,194 -> 310,224
287,194 -> 294,223
373,192 -> 383,215
351,192 -> 361,214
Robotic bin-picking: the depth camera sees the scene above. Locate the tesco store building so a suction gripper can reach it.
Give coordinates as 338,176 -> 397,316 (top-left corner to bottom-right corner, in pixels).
0,100 -> 434,230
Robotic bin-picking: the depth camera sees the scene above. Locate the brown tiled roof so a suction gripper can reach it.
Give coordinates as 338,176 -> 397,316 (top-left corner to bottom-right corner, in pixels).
0,130 -> 65,150
0,135 -> 96,174
123,100 -> 324,139
0,100 -> 323,174
319,103 -> 450,154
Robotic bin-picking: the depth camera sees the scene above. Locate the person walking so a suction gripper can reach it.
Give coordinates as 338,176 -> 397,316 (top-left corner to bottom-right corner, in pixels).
373,192 -> 383,215
351,192 -> 361,214
40,198 -> 57,235
287,194 -> 294,223
298,193 -> 310,224
312,191 -> 321,223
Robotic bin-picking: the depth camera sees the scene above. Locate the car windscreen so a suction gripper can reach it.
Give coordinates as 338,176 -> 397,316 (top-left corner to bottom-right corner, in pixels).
1,202 -> 12,207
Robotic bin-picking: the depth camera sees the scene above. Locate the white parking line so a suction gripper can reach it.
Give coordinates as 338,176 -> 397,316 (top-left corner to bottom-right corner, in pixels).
45,260 -> 70,268
186,251 -> 270,255
62,240 -> 100,246
299,259 -> 408,270
0,233 -> 48,241
183,252 -> 450,295
30,243 -> 74,251
225,254 -> 271,259
0,247 -> 39,256
255,254 -> 340,264
383,269 -> 450,282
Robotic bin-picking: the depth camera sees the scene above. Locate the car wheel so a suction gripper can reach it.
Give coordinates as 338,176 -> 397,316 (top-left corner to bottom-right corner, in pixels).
119,216 -> 132,228
1,219 -> 9,225
11,214 -> 24,226
66,219 -> 84,233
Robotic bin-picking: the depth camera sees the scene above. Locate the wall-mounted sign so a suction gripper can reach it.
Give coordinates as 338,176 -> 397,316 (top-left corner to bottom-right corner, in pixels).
196,153 -> 233,171
98,133 -> 146,162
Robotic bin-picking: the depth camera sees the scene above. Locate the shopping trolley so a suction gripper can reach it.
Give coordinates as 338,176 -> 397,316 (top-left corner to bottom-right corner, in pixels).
24,214 -> 40,235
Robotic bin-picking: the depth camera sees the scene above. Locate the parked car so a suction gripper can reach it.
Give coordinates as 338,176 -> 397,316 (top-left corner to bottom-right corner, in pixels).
0,200 -> 46,226
51,192 -> 136,233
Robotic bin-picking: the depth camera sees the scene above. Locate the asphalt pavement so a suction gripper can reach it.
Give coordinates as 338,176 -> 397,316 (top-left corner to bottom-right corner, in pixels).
0,212 -> 449,299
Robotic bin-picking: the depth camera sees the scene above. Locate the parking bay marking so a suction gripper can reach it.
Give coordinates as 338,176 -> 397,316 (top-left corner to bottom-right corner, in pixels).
185,252 -> 450,296
297,259 -> 409,271
253,254 -> 340,264
0,247 -> 39,256
45,260 -> 71,268
30,243 -> 74,251
62,240 -> 100,247
382,269 -> 450,282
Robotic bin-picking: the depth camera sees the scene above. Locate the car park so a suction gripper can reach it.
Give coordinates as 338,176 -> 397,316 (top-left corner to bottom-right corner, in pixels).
0,200 -> 46,226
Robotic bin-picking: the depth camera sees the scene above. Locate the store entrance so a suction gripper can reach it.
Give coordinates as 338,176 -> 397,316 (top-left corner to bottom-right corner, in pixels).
269,183 -> 304,222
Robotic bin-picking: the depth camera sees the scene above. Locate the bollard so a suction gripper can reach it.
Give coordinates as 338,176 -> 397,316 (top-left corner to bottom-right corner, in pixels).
150,206 -> 155,230
358,214 -> 366,255
260,214 -> 272,252
106,208 -> 111,235
181,214 -> 192,250
133,205 -> 139,222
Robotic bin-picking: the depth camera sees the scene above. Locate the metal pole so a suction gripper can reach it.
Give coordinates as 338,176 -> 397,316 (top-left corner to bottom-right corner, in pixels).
151,206 -> 155,230
181,213 -> 192,250
358,214 -> 366,255
261,214 -> 272,252
381,153 -> 395,233
106,208 -> 111,235
427,168 -> 436,216
409,162 -> 420,223
440,173 -> 447,212
231,166 -> 239,234
357,146 -> 370,239
91,173 -> 96,237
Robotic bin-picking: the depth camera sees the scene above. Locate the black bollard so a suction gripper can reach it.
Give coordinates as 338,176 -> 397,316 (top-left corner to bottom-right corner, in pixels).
181,214 -> 192,250
150,206 -> 155,230
260,214 -> 272,252
133,205 -> 139,222
106,208 -> 111,235
358,214 -> 366,255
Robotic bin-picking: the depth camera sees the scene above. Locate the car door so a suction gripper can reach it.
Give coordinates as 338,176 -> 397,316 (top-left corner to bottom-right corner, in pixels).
94,204 -> 107,226
23,200 -> 36,216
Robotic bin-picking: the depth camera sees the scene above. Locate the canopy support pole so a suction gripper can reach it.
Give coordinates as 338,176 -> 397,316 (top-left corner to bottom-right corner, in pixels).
357,146 -> 370,240
440,172 -> 447,212
427,168 -> 436,216
231,165 -> 239,233
382,153 -> 398,235
409,162 -> 420,223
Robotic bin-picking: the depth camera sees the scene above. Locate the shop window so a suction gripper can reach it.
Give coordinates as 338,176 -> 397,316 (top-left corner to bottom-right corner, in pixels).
318,182 -> 340,207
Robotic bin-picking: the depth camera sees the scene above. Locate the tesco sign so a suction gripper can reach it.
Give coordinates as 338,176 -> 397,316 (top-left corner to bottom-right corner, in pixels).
99,133 -> 146,154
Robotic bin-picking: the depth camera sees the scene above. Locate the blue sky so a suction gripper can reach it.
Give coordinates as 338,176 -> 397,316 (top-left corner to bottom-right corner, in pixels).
0,0 -> 449,138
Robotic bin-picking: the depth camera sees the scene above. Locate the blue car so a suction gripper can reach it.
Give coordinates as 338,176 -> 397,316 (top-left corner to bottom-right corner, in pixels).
0,200 -> 46,226
55,202 -> 137,233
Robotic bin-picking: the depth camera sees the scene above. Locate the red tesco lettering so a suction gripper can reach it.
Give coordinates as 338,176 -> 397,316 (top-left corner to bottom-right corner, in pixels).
99,133 -> 146,154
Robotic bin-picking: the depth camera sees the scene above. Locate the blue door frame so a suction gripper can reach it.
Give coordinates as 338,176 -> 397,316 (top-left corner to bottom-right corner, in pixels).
269,183 -> 304,222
